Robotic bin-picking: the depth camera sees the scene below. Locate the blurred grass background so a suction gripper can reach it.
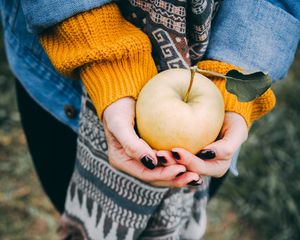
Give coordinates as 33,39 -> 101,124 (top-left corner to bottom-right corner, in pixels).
0,25 -> 299,239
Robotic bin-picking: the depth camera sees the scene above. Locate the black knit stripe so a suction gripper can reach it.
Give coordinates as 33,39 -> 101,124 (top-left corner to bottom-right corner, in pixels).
66,177 -> 149,230
70,172 -> 158,229
76,140 -> 168,206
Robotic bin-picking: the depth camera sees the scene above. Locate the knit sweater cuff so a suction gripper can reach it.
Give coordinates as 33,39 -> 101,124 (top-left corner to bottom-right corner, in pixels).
197,60 -> 276,127
81,53 -> 157,118
40,3 -> 157,118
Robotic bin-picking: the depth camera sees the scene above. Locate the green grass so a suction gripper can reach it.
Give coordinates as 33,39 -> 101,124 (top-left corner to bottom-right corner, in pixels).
0,26 -> 299,239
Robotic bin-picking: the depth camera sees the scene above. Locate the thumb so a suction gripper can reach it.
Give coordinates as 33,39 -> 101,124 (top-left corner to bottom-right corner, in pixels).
114,125 -> 158,167
103,97 -> 157,168
202,138 -> 234,161
201,127 -> 244,161
200,113 -> 248,161
104,116 -> 158,169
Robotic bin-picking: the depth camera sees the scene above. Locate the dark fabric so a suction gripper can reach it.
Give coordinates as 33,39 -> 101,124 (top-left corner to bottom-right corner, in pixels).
15,79 -> 77,213
209,172 -> 228,199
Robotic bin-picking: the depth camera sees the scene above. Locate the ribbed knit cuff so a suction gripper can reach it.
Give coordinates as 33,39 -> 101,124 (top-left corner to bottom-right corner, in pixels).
81,53 -> 157,118
197,60 -> 276,127
212,79 -> 253,127
251,89 -> 276,122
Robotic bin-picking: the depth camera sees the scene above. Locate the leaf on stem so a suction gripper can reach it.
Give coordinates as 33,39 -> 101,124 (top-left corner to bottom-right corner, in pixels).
225,70 -> 272,102
195,67 -> 272,102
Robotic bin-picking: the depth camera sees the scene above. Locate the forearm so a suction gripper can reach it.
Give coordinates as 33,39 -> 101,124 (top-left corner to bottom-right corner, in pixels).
40,3 -> 157,119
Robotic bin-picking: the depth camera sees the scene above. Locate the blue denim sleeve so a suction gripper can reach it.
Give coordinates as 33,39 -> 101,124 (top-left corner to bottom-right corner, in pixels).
267,0 -> 300,20
21,0 -> 113,33
205,0 -> 300,82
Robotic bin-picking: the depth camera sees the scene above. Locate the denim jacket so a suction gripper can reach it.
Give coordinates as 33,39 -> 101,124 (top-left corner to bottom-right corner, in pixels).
1,0 -> 300,174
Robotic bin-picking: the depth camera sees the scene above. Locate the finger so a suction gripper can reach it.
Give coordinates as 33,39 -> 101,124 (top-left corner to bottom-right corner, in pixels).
113,123 -> 158,165
142,164 -> 187,182
171,148 -> 230,177
151,172 -> 202,188
104,118 -> 158,167
103,98 -> 158,166
198,112 -> 248,161
172,171 -> 202,187
202,139 -> 234,160
116,159 -> 187,182
156,150 -> 178,166
201,126 -> 246,161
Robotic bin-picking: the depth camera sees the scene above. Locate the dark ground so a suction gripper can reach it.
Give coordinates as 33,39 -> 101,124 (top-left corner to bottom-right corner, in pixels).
0,28 -> 299,239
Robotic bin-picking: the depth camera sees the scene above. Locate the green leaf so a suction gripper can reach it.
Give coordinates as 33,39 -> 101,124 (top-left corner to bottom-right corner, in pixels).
225,70 -> 272,102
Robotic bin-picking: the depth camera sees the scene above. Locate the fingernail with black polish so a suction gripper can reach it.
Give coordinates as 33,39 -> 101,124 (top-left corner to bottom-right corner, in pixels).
188,179 -> 203,186
197,149 -> 216,160
157,156 -> 167,164
176,172 -> 185,177
171,151 -> 180,160
141,156 -> 156,170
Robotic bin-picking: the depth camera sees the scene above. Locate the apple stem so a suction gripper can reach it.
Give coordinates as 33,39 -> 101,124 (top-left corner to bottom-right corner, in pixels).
184,66 -> 197,102
195,68 -> 226,79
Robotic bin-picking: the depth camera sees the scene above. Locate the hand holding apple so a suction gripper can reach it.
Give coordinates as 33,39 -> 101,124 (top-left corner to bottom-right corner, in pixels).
157,112 -> 248,178
102,97 -> 202,187
136,67 -> 252,178
136,64 -> 271,177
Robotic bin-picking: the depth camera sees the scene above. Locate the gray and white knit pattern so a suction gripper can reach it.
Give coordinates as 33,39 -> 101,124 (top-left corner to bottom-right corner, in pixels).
59,93 -> 210,240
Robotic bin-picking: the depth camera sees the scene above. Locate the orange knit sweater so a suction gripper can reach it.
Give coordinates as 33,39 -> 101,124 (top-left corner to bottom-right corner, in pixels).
40,3 -> 275,126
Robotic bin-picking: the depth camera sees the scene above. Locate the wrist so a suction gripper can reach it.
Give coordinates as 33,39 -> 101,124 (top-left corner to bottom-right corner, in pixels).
225,112 -> 248,129
103,97 -> 136,125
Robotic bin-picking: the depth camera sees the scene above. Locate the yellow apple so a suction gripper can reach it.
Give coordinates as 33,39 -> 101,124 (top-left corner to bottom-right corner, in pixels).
136,68 -> 225,154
